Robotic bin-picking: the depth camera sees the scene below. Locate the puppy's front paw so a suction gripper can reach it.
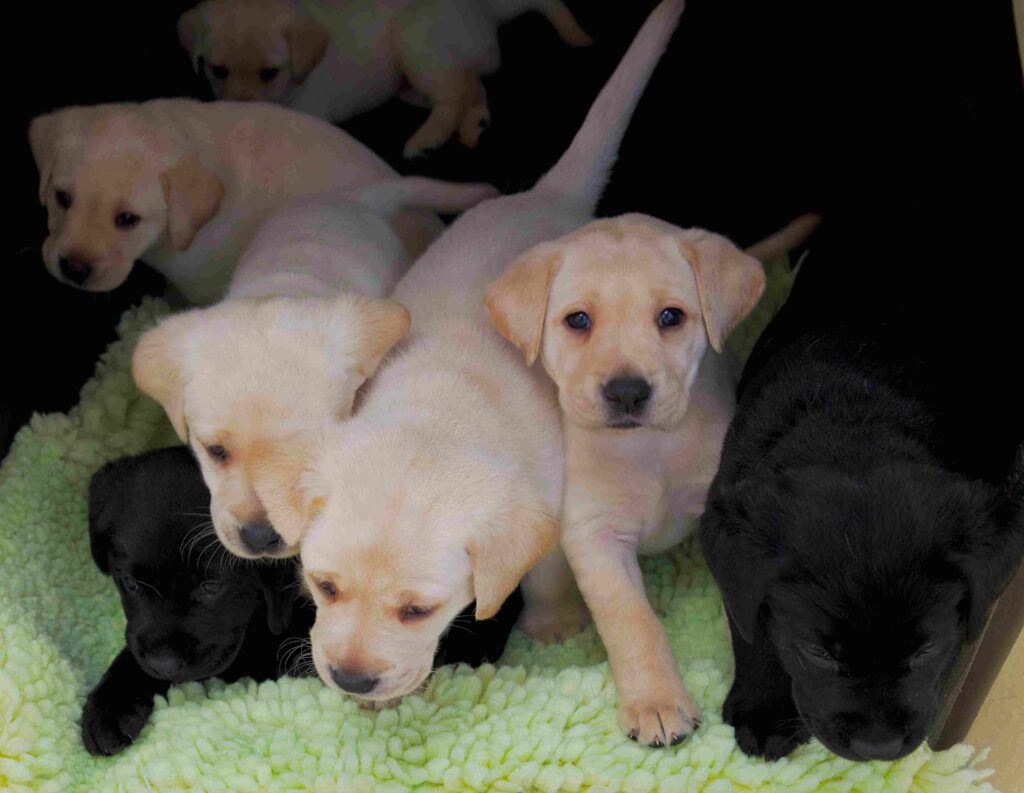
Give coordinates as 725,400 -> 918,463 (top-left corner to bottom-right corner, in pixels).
81,691 -> 154,756
618,675 -> 701,748
518,600 -> 591,644
723,683 -> 806,760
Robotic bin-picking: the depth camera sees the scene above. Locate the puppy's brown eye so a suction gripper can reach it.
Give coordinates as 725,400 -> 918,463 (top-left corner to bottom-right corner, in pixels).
316,579 -> 338,600
120,576 -> 141,594
564,311 -> 591,331
206,444 -> 229,463
399,604 -> 436,622
260,67 -> 280,83
115,212 -> 140,230
199,580 -> 222,597
210,64 -> 229,80
55,190 -> 72,209
658,308 -> 684,329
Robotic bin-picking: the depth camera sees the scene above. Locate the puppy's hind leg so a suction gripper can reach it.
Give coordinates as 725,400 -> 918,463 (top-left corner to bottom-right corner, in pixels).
401,66 -> 483,158
518,545 -> 591,644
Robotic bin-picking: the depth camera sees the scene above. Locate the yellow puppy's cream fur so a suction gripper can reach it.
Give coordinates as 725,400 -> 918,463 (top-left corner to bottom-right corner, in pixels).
29,99 -> 443,301
254,1 -> 686,708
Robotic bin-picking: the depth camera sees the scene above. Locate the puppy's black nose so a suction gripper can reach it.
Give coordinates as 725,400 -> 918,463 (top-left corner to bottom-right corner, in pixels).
58,257 -> 92,285
329,666 -> 378,695
144,651 -> 183,679
603,377 -> 652,414
849,735 -> 905,761
238,521 -> 284,554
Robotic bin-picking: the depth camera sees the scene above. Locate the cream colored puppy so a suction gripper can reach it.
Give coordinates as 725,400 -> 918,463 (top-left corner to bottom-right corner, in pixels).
487,213 -> 818,746
133,177 -> 496,560
254,0 -> 686,719
29,99 -> 442,302
179,0 -> 590,158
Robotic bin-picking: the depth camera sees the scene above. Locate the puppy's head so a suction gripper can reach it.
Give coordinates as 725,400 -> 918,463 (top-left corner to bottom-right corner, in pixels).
704,459 -> 1024,761
29,107 -> 224,291
179,0 -> 330,102
88,446 -> 299,682
132,295 -> 409,559
486,215 -> 764,431
276,423 -> 554,704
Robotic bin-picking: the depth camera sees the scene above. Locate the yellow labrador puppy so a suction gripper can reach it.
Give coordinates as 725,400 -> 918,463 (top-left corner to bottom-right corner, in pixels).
29,99 -> 442,302
133,178 -> 496,560
179,0 -> 590,158
487,213 -> 818,746
254,0 -> 686,719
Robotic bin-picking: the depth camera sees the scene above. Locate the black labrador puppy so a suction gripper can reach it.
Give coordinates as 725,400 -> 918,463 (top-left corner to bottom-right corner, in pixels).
83,446 -> 522,755
699,214 -> 1024,762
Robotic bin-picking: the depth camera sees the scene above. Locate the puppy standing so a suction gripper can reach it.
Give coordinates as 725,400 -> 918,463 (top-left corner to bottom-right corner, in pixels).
178,0 -> 591,158
255,1 -> 687,726
133,178 -> 495,559
29,99 -> 444,301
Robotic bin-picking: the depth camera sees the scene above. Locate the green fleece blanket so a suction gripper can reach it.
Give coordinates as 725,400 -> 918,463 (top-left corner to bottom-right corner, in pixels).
0,263 -> 1000,792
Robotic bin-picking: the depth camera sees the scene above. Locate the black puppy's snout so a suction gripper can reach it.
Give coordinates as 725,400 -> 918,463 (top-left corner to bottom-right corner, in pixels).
329,666 -> 379,695
848,728 -> 907,761
143,650 -> 184,679
603,377 -> 652,414
59,256 -> 93,285
238,521 -> 284,554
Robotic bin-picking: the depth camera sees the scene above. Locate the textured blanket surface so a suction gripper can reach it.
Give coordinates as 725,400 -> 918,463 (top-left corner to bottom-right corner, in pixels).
0,263 -> 1000,792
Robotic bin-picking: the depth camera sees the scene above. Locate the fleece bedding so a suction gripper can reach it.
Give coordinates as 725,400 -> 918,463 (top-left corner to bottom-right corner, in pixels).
0,261 -> 1001,792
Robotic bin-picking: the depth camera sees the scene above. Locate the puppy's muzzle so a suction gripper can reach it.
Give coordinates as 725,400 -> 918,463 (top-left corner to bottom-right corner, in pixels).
849,734 -> 907,761
329,666 -> 379,695
58,256 -> 93,286
238,521 -> 285,555
602,376 -> 652,424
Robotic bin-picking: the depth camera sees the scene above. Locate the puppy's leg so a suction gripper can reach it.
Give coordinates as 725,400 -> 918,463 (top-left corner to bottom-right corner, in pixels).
563,522 -> 700,747
81,648 -> 170,756
518,545 -> 591,644
457,81 -> 490,149
401,67 -> 484,158
722,614 -> 809,759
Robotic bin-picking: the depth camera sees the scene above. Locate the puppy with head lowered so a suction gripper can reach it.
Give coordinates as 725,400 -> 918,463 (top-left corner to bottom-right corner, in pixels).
488,214 -> 813,745
133,178 -> 496,560
254,1 -> 686,719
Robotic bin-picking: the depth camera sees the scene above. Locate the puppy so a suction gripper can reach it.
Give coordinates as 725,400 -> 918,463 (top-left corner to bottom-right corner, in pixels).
253,0 -> 685,718
28,99 -> 446,301
178,0 -> 591,158
81,446 -> 315,756
133,178 -> 496,559
487,213 -> 815,746
699,217 -> 1024,762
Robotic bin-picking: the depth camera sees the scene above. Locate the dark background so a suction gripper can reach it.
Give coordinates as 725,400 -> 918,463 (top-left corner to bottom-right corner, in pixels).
5,0 -> 1023,456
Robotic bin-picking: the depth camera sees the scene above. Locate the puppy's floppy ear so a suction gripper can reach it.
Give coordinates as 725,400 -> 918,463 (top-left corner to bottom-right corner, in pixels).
350,298 -> 411,380
257,561 -> 299,635
699,478 -> 787,643
674,229 -> 766,353
88,458 -> 131,574
250,437 -> 324,549
285,14 -> 330,82
468,503 -> 558,620
177,7 -> 208,71
159,154 -> 225,252
949,447 -> 1024,642
132,318 -> 192,441
485,242 -> 563,366
28,111 -> 64,205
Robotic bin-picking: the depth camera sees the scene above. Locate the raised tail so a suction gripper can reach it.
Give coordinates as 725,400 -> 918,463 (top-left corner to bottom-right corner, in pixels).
535,0 -> 684,209
745,213 -> 822,262
350,177 -> 500,217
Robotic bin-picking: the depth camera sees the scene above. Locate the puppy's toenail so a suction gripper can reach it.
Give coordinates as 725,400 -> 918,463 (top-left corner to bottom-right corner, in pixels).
670,733 -> 686,745
649,738 -> 664,748
628,730 -> 638,741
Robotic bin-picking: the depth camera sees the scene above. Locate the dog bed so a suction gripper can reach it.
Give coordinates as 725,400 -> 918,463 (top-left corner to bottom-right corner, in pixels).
0,262 -> 1000,792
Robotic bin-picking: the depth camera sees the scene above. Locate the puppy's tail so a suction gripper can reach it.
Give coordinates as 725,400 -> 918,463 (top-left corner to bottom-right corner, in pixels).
349,177 -> 500,217
495,0 -> 592,47
745,213 -> 822,262
535,0 -> 684,210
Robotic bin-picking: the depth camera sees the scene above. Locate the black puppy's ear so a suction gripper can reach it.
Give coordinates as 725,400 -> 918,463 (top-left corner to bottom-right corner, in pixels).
950,446 -> 1024,642
88,459 -> 130,575
257,563 -> 298,636
700,478 -> 788,643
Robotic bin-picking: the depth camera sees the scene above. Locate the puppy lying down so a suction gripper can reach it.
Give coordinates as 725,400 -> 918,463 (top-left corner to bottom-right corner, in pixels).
133,178 -> 496,560
29,99 -> 446,301
82,447 -> 522,755
179,0 -> 591,158
699,220 -> 1024,762
254,0 -> 685,723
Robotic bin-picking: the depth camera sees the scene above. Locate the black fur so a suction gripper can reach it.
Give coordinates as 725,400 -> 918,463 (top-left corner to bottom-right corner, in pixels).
700,215 -> 1024,762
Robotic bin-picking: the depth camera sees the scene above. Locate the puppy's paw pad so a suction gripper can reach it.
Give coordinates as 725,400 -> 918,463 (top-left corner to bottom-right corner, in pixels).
619,687 -> 701,748
518,603 -> 591,644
